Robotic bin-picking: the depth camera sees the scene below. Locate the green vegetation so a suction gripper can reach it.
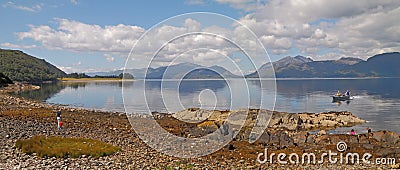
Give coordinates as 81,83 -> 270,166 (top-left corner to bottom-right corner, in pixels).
64,72 -> 134,80
65,72 -> 91,78
16,135 -> 121,158
0,72 -> 13,87
118,73 -> 134,79
0,49 -> 66,82
59,77 -> 123,81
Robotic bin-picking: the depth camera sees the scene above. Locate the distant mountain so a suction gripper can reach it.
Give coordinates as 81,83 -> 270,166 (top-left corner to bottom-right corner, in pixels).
350,52 -> 400,77
88,63 -> 240,79
182,65 -> 241,79
335,57 -> 363,65
275,55 -> 313,68
247,55 -> 314,78
88,52 -> 400,79
0,49 -> 66,82
144,63 -> 240,79
247,52 -> 400,78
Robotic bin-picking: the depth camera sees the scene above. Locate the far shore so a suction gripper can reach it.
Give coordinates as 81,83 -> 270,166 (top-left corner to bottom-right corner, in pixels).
58,78 -> 134,82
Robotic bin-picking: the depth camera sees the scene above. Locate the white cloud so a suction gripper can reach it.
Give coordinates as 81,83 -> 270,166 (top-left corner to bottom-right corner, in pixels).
17,18 -> 242,68
184,18 -> 201,32
0,42 -> 37,49
57,66 -> 75,73
70,0 -> 78,5
72,61 -> 81,66
2,1 -> 43,12
185,0 -> 205,5
104,54 -> 115,62
217,0 -> 400,60
18,18 -> 145,52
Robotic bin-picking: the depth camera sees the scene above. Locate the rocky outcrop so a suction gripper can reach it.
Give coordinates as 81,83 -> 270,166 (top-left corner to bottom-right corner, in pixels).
268,111 -> 366,131
173,108 -> 366,132
0,83 -> 40,93
291,130 -> 400,148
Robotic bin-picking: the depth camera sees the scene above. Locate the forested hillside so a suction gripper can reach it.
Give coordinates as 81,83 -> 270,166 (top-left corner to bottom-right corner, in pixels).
0,49 -> 66,82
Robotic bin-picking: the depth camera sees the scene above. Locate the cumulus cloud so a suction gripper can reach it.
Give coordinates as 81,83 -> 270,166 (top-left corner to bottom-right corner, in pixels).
0,42 -> 37,49
17,18 -> 145,52
184,18 -> 201,32
17,17 -> 270,71
2,1 -> 43,12
216,0 -> 400,60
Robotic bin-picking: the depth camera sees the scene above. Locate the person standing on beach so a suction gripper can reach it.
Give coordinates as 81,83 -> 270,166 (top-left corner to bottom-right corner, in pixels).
350,129 -> 356,135
56,110 -> 62,130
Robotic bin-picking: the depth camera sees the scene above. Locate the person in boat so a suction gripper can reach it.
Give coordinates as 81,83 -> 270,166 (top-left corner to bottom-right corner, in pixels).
337,90 -> 341,96
345,90 -> 350,96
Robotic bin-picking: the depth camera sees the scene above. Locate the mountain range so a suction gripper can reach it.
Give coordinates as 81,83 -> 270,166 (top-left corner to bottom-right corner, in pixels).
1,48 -> 398,83
88,63 -> 240,79
248,52 -> 400,78
90,52 -> 400,79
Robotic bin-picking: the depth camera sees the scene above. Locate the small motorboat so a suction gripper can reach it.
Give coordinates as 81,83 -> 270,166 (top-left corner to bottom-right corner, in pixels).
332,95 -> 352,101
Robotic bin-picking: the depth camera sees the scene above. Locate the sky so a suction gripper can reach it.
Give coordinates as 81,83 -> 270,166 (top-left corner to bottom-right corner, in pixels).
1,0 -> 399,74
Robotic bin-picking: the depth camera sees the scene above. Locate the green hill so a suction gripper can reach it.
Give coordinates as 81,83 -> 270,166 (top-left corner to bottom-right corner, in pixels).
0,49 -> 66,83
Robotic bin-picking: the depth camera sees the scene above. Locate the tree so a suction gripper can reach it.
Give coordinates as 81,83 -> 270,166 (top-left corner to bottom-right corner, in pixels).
118,73 -> 134,79
66,73 -> 90,78
0,72 -> 13,87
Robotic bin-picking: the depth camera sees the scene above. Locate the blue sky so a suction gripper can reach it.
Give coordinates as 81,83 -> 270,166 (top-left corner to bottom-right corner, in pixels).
1,0 -> 399,74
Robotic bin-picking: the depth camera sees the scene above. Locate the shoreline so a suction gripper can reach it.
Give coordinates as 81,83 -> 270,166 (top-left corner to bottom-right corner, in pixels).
1,93 -> 399,169
58,78 -> 135,82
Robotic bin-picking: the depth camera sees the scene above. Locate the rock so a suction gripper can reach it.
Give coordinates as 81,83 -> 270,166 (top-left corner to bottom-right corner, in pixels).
254,131 -> 270,144
391,164 -> 400,169
318,120 -> 337,127
371,130 -> 399,144
375,148 -> 400,157
360,143 -> 375,150
306,134 -> 316,144
279,132 -> 294,148
317,130 -> 327,135
314,135 -> 330,144
358,134 -> 371,144
291,131 -> 308,144
228,144 -> 235,150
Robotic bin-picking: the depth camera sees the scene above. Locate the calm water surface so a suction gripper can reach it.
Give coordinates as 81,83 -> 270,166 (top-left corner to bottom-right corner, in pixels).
15,78 -> 400,134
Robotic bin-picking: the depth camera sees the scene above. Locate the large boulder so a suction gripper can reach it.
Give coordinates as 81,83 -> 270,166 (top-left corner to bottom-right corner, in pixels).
292,131 -> 308,144
370,130 -> 399,144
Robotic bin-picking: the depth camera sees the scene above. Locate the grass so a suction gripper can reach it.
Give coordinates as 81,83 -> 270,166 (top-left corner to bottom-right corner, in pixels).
59,77 -> 123,81
16,135 -> 121,158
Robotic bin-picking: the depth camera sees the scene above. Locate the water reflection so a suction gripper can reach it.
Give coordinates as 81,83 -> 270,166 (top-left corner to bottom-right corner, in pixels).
12,78 -> 400,134
14,82 -> 67,101
272,78 -> 400,99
